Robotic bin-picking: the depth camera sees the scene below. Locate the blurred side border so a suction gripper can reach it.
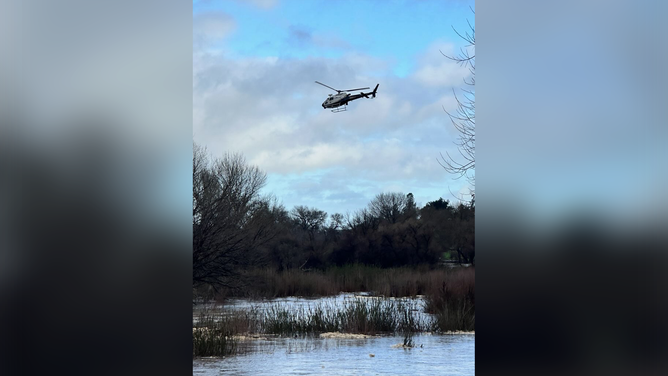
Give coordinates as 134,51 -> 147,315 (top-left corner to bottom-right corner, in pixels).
0,1 -> 193,375
477,0 -> 668,375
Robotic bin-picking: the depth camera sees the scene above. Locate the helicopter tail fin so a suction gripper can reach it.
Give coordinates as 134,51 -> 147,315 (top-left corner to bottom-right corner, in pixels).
371,84 -> 379,98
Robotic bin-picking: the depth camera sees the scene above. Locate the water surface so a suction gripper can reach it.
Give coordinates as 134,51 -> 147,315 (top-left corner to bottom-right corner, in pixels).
193,333 -> 474,375
193,293 -> 474,375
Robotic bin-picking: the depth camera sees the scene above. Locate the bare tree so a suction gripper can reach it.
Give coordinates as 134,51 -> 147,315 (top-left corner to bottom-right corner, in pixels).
289,205 -> 328,269
368,192 -> 408,224
290,205 -> 328,244
329,213 -> 344,231
439,11 -> 475,194
345,208 -> 379,235
192,144 -> 278,292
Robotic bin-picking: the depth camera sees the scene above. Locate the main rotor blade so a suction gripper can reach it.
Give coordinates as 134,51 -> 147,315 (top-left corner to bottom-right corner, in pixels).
315,81 -> 339,92
344,87 -> 370,92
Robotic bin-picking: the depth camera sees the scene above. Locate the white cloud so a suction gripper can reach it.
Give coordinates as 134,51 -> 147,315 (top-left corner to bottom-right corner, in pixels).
193,12 -> 236,50
251,142 -> 364,174
193,33 -> 472,213
412,41 -> 472,88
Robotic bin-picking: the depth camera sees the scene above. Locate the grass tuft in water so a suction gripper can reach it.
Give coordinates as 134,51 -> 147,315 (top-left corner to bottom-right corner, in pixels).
399,302 -> 417,347
194,297 -> 427,344
272,299 -> 424,336
192,315 -> 239,358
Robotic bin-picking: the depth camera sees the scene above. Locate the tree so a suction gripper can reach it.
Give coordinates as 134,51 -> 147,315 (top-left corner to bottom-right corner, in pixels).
325,213 -> 344,242
345,208 -> 379,235
424,197 -> 451,211
290,206 -> 327,243
403,193 -> 418,221
290,205 -> 328,269
192,144 -> 279,292
439,11 -> 475,195
329,213 -> 344,231
451,202 -> 475,264
368,192 -> 409,224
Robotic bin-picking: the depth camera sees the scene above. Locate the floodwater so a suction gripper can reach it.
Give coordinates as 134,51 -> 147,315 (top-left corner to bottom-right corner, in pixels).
193,333 -> 474,375
193,294 -> 475,375
193,293 -> 434,325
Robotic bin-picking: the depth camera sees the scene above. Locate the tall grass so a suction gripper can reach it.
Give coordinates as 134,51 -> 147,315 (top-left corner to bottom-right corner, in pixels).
424,267 -> 475,332
208,264 -> 467,300
260,299 -> 426,336
192,315 -> 239,357
193,265 -> 475,356
194,298 -> 426,342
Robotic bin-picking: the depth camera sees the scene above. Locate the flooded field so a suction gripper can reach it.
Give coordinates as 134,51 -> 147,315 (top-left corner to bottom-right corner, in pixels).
193,293 -> 432,325
193,293 -> 474,375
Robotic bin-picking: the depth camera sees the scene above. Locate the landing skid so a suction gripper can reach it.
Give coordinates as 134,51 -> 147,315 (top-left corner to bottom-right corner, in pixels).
331,105 -> 347,113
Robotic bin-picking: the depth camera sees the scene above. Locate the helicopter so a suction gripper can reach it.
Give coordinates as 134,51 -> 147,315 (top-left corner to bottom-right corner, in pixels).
316,81 -> 379,113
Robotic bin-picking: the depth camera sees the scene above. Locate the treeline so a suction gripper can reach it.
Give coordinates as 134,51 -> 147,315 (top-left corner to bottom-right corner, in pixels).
193,144 -> 474,292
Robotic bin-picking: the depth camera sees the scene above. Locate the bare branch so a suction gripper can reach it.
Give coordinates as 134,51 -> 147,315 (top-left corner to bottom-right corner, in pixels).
193,145 -> 279,292
440,12 -> 475,193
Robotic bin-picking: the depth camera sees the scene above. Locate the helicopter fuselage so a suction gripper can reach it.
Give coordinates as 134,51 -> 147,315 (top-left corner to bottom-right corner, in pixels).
316,81 -> 379,112
322,92 -> 350,109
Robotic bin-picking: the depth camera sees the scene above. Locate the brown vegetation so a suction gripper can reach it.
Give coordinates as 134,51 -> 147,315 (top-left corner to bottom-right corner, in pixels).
207,264 -> 470,300
424,267 -> 475,332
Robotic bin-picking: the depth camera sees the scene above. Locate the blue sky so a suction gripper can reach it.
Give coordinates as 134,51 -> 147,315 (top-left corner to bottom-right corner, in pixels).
194,0 -> 472,74
193,0 -> 475,217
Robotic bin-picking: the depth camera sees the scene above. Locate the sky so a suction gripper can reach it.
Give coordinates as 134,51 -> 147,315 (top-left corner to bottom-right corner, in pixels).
193,0 -> 475,217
